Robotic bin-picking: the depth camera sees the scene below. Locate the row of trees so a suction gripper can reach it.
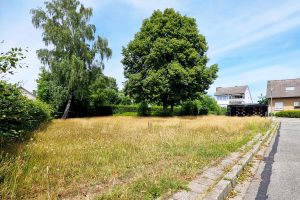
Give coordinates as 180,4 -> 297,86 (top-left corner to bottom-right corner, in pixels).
31,0 -> 218,118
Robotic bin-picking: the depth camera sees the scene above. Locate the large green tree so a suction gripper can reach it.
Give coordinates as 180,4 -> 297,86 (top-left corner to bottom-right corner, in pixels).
122,8 -> 218,112
31,0 -> 112,119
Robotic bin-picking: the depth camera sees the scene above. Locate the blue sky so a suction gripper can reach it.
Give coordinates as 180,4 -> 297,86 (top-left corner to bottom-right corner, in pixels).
1,0 -> 300,102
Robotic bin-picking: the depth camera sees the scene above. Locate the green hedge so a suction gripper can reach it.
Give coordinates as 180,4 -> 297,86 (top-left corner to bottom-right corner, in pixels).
180,100 -> 208,116
0,81 -> 52,146
275,110 -> 300,118
114,105 -> 138,114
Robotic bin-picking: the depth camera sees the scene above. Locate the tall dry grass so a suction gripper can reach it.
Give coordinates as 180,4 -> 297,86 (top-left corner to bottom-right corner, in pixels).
0,116 -> 271,199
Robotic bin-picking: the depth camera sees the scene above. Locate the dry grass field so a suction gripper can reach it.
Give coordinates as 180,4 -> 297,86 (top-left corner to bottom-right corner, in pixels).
0,116 -> 271,199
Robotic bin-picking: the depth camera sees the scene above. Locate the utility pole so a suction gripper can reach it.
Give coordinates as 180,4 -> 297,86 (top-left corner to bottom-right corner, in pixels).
270,88 -> 273,118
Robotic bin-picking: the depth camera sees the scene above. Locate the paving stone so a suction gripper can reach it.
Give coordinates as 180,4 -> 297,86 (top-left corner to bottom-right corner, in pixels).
188,181 -> 209,194
172,191 -> 199,200
202,168 -> 224,181
225,164 -> 243,187
251,142 -> 261,155
219,157 -> 235,168
193,176 -> 215,186
238,152 -> 253,165
204,180 -> 231,200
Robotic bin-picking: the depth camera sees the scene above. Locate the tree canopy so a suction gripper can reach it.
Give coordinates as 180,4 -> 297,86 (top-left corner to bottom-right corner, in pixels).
258,94 -> 268,105
0,46 -> 26,76
31,0 -> 112,118
122,8 -> 218,111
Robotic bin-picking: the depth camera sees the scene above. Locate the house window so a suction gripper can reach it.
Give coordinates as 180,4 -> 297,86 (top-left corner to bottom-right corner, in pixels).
217,96 -> 228,101
274,102 -> 284,111
286,87 -> 295,91
294,102 -> 300,107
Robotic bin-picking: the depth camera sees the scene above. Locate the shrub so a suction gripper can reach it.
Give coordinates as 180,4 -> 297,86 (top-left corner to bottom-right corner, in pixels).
137,102 -> 151,116
0,81 -> 52,146
181,101 -> 198,115
275,110 -> 300,118
180,100 -> 208,115
114,105 -> 138,114
199,95 -> 225,115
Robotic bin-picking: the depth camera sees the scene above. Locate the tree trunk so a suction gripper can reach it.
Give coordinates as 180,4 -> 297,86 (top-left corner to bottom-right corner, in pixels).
61,95 -> 72,120
170,103 -> 174,113
162,102 -> 168,114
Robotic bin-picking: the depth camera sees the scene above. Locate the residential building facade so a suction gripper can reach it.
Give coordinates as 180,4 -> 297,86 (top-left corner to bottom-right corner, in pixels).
214,85 -> 253,108
20,87 -> 36,100
266,78 -> 300,113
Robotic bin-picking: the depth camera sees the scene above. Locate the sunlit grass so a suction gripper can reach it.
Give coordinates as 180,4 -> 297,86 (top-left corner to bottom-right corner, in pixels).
0,116 -> 271,199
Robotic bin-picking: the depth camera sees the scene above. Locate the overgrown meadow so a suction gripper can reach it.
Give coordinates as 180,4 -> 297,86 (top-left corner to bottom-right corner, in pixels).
0,116 -> 271,199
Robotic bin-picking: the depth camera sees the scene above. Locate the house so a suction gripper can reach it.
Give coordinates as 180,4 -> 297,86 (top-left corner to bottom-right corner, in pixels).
20,87 -> 36,100
214,85 -> 253,108
266,78 -> 300,113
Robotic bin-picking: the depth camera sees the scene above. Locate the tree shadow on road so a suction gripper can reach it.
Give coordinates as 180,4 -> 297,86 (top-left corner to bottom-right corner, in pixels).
255,124 -> 281,200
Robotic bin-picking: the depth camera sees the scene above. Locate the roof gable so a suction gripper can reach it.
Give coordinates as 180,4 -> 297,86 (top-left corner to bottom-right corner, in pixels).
266,78 -> 300,98
214,85 -> 248,96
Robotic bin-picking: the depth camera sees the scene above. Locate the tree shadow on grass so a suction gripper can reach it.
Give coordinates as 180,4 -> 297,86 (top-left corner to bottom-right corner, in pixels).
0,122 -> 52,155
255,123 -> 281,200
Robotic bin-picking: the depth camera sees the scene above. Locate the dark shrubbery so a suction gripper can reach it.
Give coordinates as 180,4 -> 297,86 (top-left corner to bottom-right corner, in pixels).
64,95 -> 225,117
137,102 -> 151,116
180,100 -> 208,116
0,81 -> 52,146
114,105 -> 138,114
275,110 -> 300,118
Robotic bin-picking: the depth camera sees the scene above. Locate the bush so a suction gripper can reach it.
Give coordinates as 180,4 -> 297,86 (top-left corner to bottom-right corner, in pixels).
114,105 -> 138,114
180,100 -> 208,116
137,102 -> 151,116
200,95 -> 225,115
150,106 -> 181,116
0,81 -> 52,146
275,110 -> 300,118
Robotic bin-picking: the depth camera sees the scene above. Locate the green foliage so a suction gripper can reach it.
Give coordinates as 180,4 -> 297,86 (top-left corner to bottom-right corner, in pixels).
89,75 -> 119,107
150,106 -> 181,116
114,105 -> 138,114
0,81 -> 52,146
36,67 -> 68,113
258,94 -> 268,105
137,102 -> 151,116
122,8 -> 218,110
275,110 -> 300,118
0,47 -> 26,76
200,95 -> 226,115
31,0 -> 112,118
119,91 -> 133,105
181,101 -> 199,115
180,100 -> 208,116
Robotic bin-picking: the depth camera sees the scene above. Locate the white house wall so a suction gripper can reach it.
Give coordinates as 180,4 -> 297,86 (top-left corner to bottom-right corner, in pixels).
244,88 -> 253,104
215,95 -> 230,108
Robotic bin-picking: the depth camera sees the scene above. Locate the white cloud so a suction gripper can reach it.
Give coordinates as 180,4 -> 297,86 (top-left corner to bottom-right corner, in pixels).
207,0 -> 300,56
211,15 -> 300,56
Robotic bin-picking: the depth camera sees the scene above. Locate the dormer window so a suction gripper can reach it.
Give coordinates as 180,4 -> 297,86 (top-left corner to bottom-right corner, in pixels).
286,87 -> 295,91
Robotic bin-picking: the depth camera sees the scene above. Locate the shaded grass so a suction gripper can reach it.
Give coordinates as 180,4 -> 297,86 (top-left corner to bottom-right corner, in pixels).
0,116 -> 271,199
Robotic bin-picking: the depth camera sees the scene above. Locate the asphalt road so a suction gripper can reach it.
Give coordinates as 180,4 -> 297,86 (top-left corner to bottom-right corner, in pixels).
244,118 -> 300,200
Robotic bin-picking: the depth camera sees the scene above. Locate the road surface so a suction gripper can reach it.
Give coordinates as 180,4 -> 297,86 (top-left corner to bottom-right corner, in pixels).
244,118 -> 300,200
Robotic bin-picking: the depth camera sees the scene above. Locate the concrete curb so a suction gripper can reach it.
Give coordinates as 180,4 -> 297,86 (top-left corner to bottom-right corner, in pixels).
203,121 -> 280,200
160,122 -> 280,200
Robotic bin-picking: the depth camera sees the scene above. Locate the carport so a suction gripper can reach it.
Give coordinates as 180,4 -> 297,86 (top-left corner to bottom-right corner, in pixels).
227,104 -> 268,117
